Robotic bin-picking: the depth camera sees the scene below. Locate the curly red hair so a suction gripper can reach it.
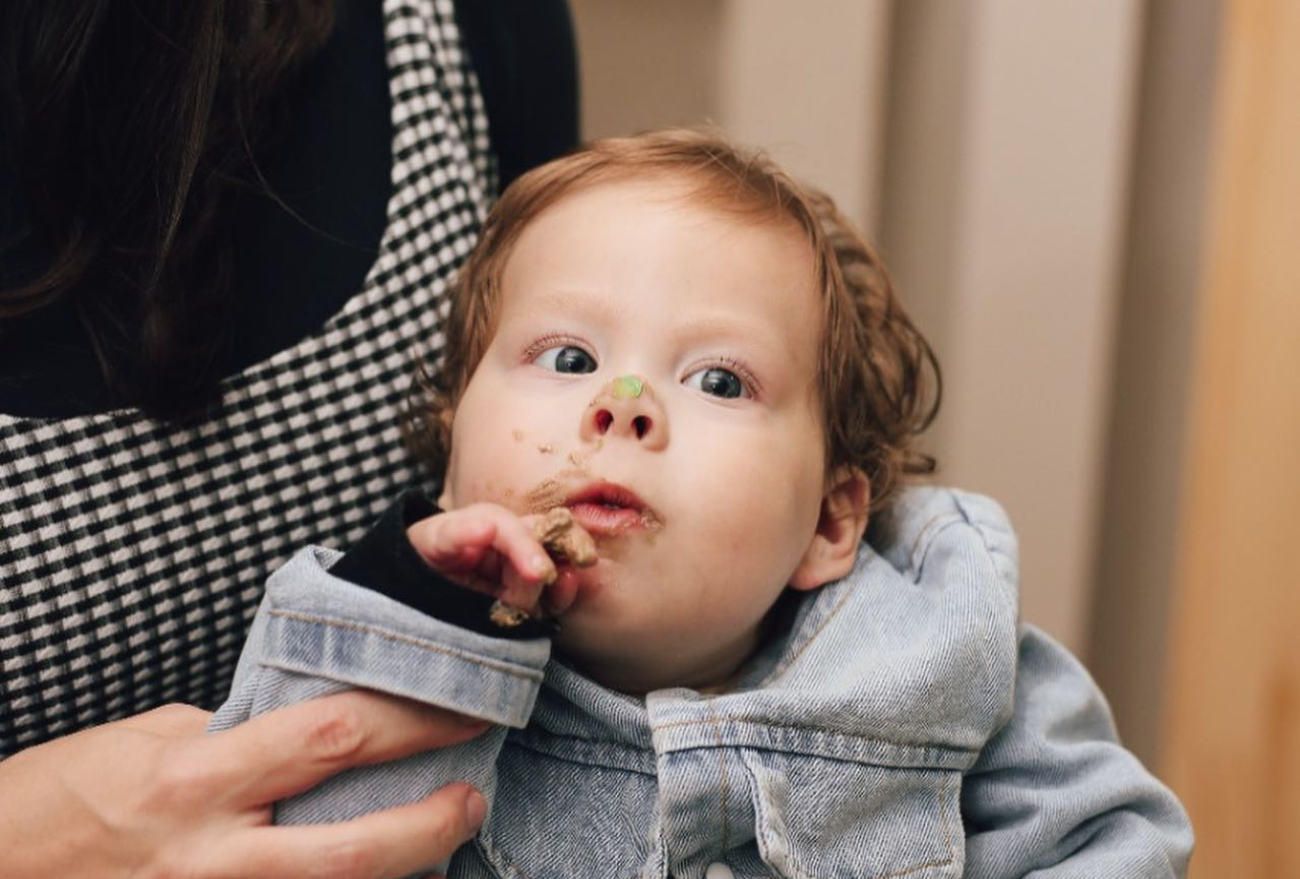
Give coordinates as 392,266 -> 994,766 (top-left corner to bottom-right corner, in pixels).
405,128 -> 940,513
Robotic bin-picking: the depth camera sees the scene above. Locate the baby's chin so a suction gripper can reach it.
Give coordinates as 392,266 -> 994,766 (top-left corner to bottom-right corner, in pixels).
552,619 -> 760,696
550,620 -> 674,694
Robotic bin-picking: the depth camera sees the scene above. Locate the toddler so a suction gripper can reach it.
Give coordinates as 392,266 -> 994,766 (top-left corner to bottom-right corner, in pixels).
212,129 -> 1192,878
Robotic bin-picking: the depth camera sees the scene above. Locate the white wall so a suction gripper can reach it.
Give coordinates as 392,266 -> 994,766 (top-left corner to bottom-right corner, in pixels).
570,0 -> 891,233
569,1 -> 1206,673
1090,0 -> 1221,764
715,0 -> 892,235
881,0 -> 1146,652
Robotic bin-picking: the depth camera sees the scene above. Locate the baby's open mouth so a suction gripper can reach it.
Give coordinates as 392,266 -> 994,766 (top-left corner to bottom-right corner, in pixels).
564,481 -> 660,537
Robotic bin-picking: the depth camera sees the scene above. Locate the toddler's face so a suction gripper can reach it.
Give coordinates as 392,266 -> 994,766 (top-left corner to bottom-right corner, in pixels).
440,179 -> 843,693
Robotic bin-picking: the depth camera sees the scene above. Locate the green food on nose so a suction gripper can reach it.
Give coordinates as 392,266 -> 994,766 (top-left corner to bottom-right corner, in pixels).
612,375 -> 644,399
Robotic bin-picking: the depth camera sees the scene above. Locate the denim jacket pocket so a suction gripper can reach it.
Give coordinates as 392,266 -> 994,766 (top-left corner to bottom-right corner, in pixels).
741,749 -> 963,879
471,737 -> 663,879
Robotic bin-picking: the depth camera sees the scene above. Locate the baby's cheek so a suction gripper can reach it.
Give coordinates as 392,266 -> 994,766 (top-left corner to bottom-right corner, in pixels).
442,459 -> 494,510
680,516 -> 778,593
731,455 -> 821,528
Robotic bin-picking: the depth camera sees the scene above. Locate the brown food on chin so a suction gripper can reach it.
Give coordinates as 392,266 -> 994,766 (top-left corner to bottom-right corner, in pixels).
533,507 -> 598,567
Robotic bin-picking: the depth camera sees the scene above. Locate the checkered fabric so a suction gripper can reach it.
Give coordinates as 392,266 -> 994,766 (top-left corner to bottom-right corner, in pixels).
0,0 -> 492,757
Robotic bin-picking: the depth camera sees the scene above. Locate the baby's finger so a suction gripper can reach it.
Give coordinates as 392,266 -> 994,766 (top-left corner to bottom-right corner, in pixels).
408,505 -> 555,586
540,567 -> 582,617
493,562 -> 552,615
405,513 -> 497,571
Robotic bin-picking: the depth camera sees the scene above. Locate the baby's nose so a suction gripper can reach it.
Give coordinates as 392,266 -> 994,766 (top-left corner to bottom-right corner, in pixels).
580,375 -> 668,450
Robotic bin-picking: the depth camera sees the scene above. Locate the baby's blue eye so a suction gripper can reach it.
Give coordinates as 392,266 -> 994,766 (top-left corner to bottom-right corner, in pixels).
684,366 -> 747,399
534,344 -> 597,374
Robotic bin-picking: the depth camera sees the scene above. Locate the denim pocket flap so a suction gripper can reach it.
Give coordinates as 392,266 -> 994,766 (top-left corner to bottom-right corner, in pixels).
474,746 -> 662,879
742,750 -> 962,879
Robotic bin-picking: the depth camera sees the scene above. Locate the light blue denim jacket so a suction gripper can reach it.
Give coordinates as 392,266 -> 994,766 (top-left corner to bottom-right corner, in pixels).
210,487 -> 1192,878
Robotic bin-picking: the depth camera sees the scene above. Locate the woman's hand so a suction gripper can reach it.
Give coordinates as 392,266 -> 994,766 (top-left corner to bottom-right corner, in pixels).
0,692 -> 490,879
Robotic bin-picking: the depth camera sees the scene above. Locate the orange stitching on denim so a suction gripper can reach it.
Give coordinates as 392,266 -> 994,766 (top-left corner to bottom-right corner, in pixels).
768,768 -> 960,879
650,715 -> 975,757
937,770 -> 957,872
266,608 -> 542,681
706,699 -> 732,853
866,772 -> 961,879
478,825 -> 652,879
475,833 -> 539,879
869,850 -> 957,879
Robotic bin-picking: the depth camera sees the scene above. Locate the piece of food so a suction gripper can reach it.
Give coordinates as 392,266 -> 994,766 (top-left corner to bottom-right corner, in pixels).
486,508 -> 598,628
489,600 -> 531,628
532,507 -> 598,567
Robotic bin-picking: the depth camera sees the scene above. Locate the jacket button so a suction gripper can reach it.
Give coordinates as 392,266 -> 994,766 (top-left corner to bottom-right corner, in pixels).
705,864 -> 735,879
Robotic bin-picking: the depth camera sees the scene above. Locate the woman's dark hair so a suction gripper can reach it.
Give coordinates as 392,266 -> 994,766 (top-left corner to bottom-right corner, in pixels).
0,0 -> 335,419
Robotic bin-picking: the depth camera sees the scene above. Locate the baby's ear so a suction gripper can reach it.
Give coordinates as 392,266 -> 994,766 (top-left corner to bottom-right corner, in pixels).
788,467 -> 871,591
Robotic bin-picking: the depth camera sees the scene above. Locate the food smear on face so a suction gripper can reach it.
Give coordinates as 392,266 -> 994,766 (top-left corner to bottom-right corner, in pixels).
638,509 -> 665,545
568,438 -> 602,468
525,478 -> 566,513
512,429 -> 526,442
538,443 -> 555,454
640,519 -> 663,546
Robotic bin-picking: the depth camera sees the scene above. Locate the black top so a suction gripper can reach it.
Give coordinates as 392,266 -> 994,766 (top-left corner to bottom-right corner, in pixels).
331,491 -> 558,640
0,0 -> 578,417
0,0 -> 575,756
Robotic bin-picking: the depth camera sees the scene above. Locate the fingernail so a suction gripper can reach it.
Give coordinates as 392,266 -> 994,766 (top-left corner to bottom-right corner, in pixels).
464,789 -> 488,829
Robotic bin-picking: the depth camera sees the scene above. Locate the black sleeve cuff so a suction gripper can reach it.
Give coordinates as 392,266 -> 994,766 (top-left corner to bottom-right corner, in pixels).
328,490 -> 557,640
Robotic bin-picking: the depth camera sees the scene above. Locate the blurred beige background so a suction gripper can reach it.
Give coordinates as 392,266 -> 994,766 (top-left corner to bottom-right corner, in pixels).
569,0 -> 1298,874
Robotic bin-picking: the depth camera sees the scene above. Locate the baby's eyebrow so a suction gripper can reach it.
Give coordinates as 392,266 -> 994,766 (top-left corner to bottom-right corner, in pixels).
673,312 -> 797,358
518,287 -> 629,324
512,287 -> 804,363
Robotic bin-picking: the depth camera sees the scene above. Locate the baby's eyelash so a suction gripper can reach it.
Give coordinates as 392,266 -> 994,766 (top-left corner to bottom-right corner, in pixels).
694,356 -> 761,398
521,333 -> 591,364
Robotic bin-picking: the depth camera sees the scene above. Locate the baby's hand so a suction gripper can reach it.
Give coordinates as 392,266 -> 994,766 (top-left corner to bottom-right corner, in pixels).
405,504 -> 597,618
